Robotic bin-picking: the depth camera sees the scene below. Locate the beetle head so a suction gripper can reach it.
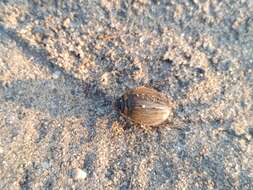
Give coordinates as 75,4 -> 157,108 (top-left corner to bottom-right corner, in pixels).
114,97 -> 125,113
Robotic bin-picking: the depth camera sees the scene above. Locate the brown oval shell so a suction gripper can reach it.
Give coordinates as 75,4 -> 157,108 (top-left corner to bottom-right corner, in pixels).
116,86 -> 174,127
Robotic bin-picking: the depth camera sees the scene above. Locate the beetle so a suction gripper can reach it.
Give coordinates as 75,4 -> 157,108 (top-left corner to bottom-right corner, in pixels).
114,86 -> 174,127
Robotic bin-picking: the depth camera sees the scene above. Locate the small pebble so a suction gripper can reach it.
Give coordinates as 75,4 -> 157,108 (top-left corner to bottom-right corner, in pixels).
0,147 -> 3,154
52,71 -> 61,79
100,72 -> 110,86
63,18 -> 71,28
71,168 -> 87,180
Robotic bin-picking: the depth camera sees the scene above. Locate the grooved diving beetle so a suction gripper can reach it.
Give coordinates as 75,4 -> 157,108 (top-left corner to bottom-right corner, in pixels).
115,86 -> 174,127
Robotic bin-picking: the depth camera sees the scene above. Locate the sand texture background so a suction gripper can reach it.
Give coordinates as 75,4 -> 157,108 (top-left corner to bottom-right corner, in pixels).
0,0 -> 253,189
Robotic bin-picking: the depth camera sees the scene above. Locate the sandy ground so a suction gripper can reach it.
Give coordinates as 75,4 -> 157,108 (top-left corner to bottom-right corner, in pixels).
0,0 -> 253,189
